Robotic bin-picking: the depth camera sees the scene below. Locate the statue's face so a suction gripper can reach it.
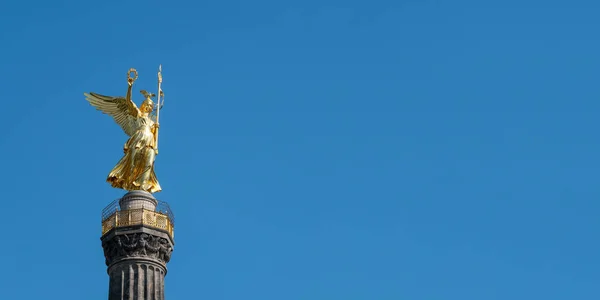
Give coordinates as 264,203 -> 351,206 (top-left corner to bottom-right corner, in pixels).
142,102 -> 153,113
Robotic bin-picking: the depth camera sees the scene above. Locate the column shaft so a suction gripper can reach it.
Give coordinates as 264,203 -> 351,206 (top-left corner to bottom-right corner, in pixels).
108,262 -> 166,300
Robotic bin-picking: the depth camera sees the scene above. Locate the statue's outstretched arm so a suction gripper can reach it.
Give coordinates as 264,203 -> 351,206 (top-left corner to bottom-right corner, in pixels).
126,79 -> 133,102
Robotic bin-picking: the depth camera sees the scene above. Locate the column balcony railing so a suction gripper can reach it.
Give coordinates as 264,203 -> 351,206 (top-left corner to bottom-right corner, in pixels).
101,199 -> 175,237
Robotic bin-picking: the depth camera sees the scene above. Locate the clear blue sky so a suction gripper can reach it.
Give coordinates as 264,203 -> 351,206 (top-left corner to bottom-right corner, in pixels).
1,0 -> 599,299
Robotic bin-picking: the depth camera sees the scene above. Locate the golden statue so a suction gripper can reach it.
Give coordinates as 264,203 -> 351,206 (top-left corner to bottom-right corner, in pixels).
84,67 -> 164,193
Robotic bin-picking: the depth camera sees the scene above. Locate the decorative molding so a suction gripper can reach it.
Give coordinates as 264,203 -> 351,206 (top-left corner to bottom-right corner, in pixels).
102,232 -> 173,266
102,208 -> 174,237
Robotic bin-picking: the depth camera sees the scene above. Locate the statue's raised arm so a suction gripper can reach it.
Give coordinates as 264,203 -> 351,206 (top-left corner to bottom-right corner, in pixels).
83,68 -> 162,194
84,69 -> 141,136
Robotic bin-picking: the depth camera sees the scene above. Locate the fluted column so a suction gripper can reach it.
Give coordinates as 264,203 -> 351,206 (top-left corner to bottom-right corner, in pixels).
108,261 -> 166,300
101,191 -> 175,300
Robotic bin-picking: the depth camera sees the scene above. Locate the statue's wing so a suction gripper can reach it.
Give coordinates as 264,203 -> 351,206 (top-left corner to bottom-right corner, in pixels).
84,92 -> 140,136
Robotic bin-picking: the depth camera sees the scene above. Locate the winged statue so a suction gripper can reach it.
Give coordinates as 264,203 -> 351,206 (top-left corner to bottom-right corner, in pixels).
84,68 -> 164,193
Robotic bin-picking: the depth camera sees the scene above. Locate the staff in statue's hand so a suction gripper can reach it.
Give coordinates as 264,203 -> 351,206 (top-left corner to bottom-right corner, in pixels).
155,65 -> 163,151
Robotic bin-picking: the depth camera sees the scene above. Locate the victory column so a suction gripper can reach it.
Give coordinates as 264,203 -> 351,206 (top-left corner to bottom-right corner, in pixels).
85,66 -> 175,300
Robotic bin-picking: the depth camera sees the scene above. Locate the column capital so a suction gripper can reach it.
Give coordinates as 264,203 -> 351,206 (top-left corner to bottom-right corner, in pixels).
102,229 -> 174,270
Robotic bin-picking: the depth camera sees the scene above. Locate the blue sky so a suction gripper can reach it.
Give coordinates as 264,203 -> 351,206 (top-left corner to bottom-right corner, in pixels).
1,0 -> 599,299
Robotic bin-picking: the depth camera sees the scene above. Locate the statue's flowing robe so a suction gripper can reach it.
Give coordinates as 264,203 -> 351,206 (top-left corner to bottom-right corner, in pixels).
107,116 -> 161,193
